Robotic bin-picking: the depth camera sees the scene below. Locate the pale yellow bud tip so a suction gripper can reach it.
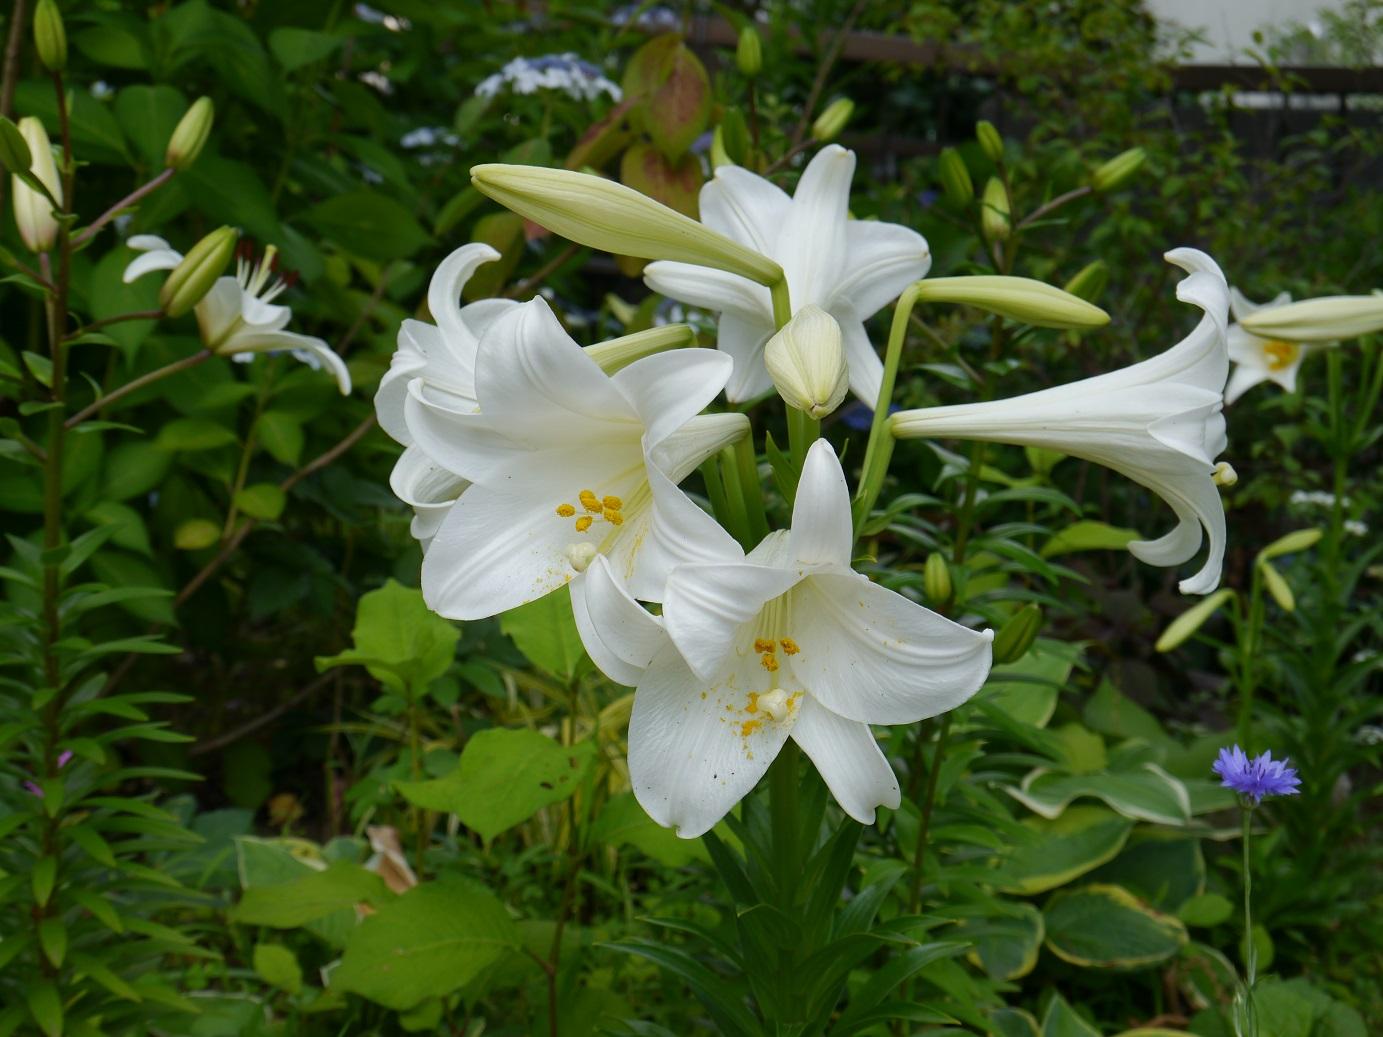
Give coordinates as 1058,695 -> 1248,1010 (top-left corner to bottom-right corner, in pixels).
763,304 -> 849,419
1212,462 -> 1237,487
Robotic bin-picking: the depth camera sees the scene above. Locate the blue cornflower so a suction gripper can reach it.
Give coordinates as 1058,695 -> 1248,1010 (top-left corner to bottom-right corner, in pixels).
1213,745 -> 1301,805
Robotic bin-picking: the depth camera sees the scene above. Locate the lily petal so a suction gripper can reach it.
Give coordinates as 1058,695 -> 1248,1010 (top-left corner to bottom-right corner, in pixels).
428,243 -> 504,344
717,312 -> 778,402
664,559 -> 801,682
571,555 -> 666,686
390,445 -> 467,546
613,348 -> 732,452
122,247 -> 184,284
699,165 -> 791,254
653,412 -> 751,483
643,260 -> 771,324
791,697 -> 901,823
777,145 -> 854,308
789,439 -> 853,569
829,219 -> 931,320
226,330 -> 351,395
837,317 -> 884,406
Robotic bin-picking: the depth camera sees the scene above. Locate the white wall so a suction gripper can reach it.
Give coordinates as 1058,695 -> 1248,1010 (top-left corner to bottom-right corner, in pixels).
1146,0 -> 1345,63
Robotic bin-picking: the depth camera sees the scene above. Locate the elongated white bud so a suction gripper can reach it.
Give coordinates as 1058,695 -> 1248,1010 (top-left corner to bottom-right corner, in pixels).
11,117 -> 61,253
1238,293 -> 1383,343
913,275 -> 1109,329
764,304 -> 849,419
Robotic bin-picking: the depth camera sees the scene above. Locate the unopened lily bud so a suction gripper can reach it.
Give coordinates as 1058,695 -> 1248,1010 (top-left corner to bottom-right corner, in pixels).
1239,294 -> 1383,343
33,0 -> 66,72
736,26 -> 762,78
11,117 -> 62,253
586,323 -> 695,374
764,304 -> 849,419
1156,588 -> 1235,652
924,553 -> 952,606
471,164 -> 783,287
937,147 -> 973,206
981,177 -> 1009,244
1212,461 -> 1237,487
161,226 -> 237,318
976,120 -> 1003,163
914,275 -> 1109,329
811,98 -> 854,143
1090,147 -> 1145,193
992,604 -> 1041,664
1258,527 -> 1321,563
1258,559 -> 1295,613
166,97 -> 214,171
719,106 -> 750,165
0,117 -> 31,175
1063,260 -> 1108,304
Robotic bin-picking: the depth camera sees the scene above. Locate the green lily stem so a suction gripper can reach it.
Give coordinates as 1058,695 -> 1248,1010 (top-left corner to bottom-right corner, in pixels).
786,405 -> 819,471
715,447 -> 755,551
770,740 -> 800,910
908,715 -> 952,913
853,282 -> 920,538
733,434 -> 770,544
769,277 -> 792,330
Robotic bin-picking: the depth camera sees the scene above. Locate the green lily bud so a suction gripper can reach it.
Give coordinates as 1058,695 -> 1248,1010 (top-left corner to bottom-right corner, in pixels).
913,275 -> 1110,329
719,106 -> 750,165
471,163 -> 783,287
992,604 -> 1041,664
166,97 -> 214,171
1063,260 -> 1109,304
980,177 -> 1009,243
937,147 -> 973,206
11,116 -> 62,253
586,323 -> 695,374
160,226 -> 237,318
33,0 -> 67,72
1090,147 -> 1145,192
1257,527 -> 1322,563
764,304 -> 849,419
1239,294 -> 1383,343
924,552 -> 952,606
0,117 -> 32,176
976,120 -> 1003,163
1258,559 -> 1295,612
811,98 -> 854,143
736,26 -> 762,78
1155,588 -> 1235,652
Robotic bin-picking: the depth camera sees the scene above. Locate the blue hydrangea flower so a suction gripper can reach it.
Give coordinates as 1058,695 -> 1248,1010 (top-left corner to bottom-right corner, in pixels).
1213,745 -> 1301,804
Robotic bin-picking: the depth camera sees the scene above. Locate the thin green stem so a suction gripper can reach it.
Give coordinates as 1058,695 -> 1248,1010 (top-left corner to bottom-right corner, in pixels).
908,715 -> 951,913
770,741 -> 800,911
769,278 -> 792,330
715,447 -> 755,551
732,434 -> 770,544
65,349 -> 210,429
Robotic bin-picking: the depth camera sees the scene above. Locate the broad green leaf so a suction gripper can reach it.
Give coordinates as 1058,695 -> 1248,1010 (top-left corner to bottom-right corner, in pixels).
174,519 -> 221,550
332,879 -> 519,1011
87,247 -> 162,357
996,805 -> 1133,895
1246,977 -> 1366,1037
964,901 -> 1044,980
302,190 -> 430,261
1088,836 -> 1204,912
1049,723 -> 1106,773
269,27 -> 342,71
253,943 -> 303,994
316,580 -> 458,694
978,638 -> 1081,728
499,588 -> 588,682
103,441 -> 172,500
235,836 -> 359,948
25,982 -> 62,1037
1040,519 -> 1140,557
181,156 -> 282,244
233,860 -> 386,929
1040,993 -> 1101,1037
397,729 -> 595,842
1007,762 -> 1191,825
257,410 -> 305,465
1177,892 -> 1233,927
156,417 -> 237,452
592,792 -> 708,867
114,85 -> 187,167
1082,679 -> 1170,746
234,483 -> 287,521
1044,884 -> 1187,969
992,1007 -> 1041,1037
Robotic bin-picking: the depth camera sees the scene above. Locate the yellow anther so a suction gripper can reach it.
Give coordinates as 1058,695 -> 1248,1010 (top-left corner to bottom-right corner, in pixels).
602,495 -> 623,511
603,506 -> 624,525
1264,340 -> 1300,371
578,489 -> 602,513
575,515 -> 593,533
780,638 -> 800,655
556,503 -> 576,517
760,653 -> 779,672
754,638 -> 775,654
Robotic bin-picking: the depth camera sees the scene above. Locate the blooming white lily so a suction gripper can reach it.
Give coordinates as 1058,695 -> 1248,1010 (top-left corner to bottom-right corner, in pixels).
890,248 -> 1231,596
407,296 -> 747,618
375,243 -> 518,544
575,440 -> 993,838
644,145 -> 930,404
1225,288 -> 1315,404
123,237 -> 350,394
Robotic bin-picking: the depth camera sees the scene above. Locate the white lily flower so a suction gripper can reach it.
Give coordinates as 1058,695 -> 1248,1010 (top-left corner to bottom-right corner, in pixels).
577,440 -> 993,838
644,144 -> 930,404
123,236 -> 350,395
1224,288 -> 1316,404
375,243 -> 519,545
407,296 -> 747,618
891,248 -> 1231,596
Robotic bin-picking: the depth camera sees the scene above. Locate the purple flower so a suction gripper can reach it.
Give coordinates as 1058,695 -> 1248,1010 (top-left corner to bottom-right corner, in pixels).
1213,745 -> 1301,805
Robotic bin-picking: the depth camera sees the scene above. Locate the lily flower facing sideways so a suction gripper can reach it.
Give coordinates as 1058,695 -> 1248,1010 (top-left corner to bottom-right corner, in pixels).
891,248 -> 1232,595
644,144 -> 931,404
574,440 -> 993,838
375,243 -> 519,545
408,297 -> 747,619
123,236 -> 351,394
1225,288 -> 1315,404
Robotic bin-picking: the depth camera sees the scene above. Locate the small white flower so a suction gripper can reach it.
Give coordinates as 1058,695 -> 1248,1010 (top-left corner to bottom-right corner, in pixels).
475,54 -> 621,103
644,145 -> 931,405
1225,288 -> 1317,404
1344,519 -> 1368,537
123,236 -> 350,395
891,249 -> 1232,596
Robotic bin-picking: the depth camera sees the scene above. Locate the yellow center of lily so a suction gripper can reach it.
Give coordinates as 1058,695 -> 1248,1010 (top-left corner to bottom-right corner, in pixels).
556,489 -> 625,533
1262,339 -> 1300,372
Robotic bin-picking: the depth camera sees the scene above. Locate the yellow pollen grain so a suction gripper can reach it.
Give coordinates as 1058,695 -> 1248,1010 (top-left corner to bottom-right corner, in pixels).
780,638 -> 800,655
556,503 -> 576,517
745,691 -> 760,714
761,653 -> 779,672
578,490 -> 602,513
602,495 -> 623,511
740,719 -> 762,738
575,515 -> 593,533
754,638 -> 775,654
603,507 -> 624,525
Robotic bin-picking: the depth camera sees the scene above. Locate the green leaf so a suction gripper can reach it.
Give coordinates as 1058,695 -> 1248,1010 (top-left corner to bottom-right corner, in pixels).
174,518 -> 221,550
591,792 -> 707,867
25,982 -> 62,1037
156,417 -> 237,452
1177,892 -> 1233,927
257,410 -> 305,465
32,856 -> 57,906
396,729 -> 595,842
38,918 -> 66,968
1250,977 -> 1367,1037
102,441 -> 172,501
964,901 -> 1044,980
234,483 -> 286,521
333,878 -> 519,1011
253,943 -> 303,995
114,84 -> 186,167
977,637 -> 1080,728
1088,836 -> 1205,912
315,580 -> 458,694
1007,763 -> 1191,826
1043,884 -> 1187,969
231,861 -> 388,928
269,27 -> 342,71
1040,993 -> 1101,1037
996,805 -> 1133,895
1082,679 -> 1170,746
499,588 -> 588,682
301,190 -> 430,261
1041,519 -> 1140,557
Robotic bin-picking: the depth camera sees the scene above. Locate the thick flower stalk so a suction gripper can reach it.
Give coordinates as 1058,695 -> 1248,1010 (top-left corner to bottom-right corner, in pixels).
406,297 -> 747,618
644,145 -> 931,403
1225,288 -> 1316,404
124,236 -> 351,394
891,248 -> 1231,595
574,441 -> 993,837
